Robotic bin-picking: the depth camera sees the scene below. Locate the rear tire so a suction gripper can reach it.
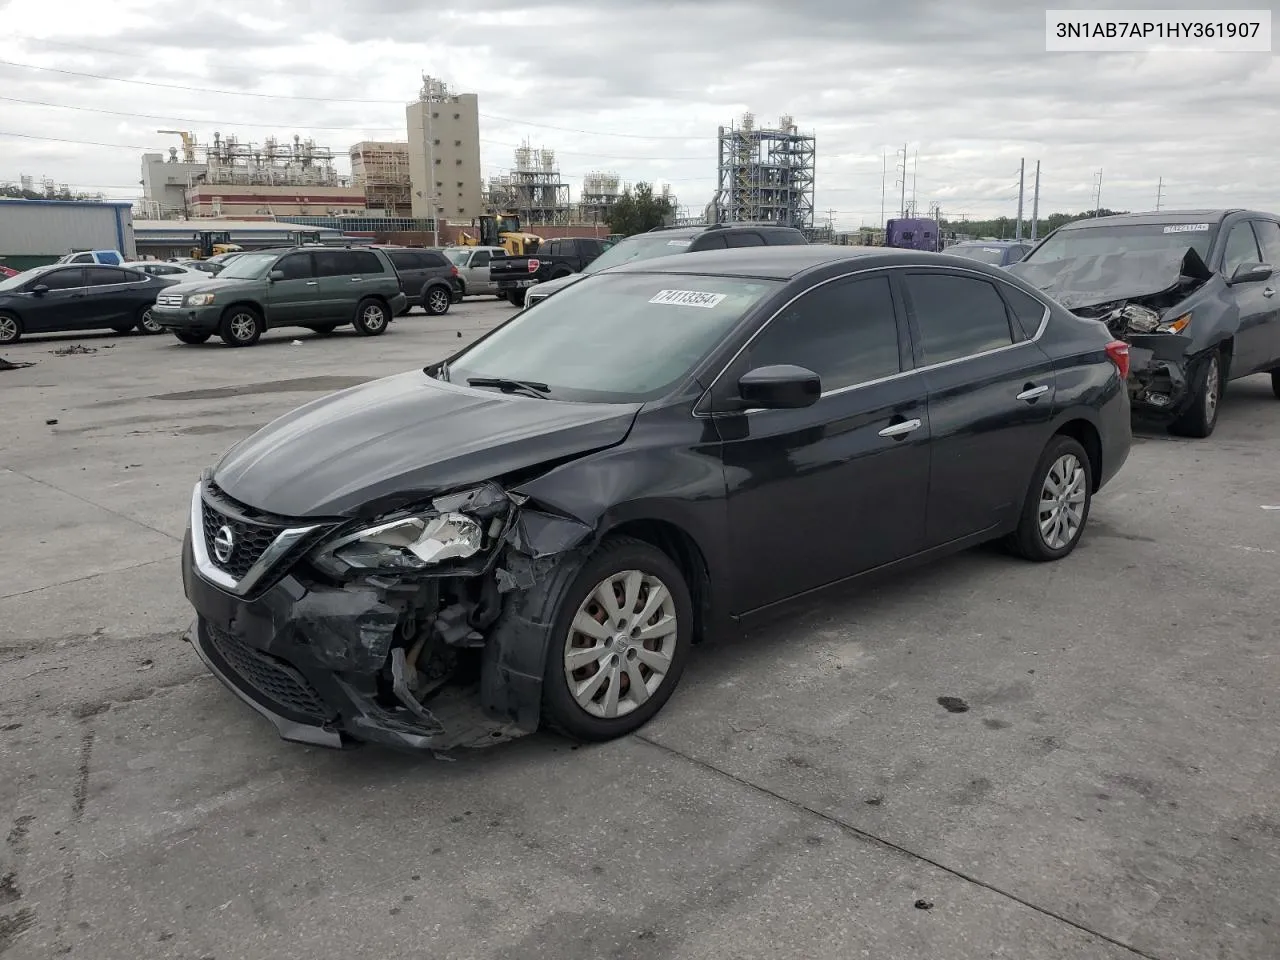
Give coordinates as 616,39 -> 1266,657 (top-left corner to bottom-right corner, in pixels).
424,285 -> 451,316
508,288 -> 527,307
218,305 -> 263,347
0,311 -> 22,345
353,298 -> 389,336
1007,434 -> 1093,562
173,331 -> 211,345
136,305 -> 163,335
1168,348 -> 1222,438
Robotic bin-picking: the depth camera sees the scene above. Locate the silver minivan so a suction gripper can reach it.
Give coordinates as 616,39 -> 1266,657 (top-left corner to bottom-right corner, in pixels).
444,246 -> 506,298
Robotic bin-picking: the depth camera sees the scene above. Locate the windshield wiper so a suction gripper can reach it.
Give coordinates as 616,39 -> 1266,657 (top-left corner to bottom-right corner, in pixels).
466,376 -> 552,398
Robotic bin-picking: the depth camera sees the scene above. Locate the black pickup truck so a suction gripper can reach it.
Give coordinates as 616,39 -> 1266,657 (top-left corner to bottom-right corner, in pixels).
489,236 -> 610,305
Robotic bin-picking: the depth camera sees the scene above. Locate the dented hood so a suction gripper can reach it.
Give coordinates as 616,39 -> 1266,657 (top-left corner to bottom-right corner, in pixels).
1008,247 -> 1212,310
212,371 -> 641,518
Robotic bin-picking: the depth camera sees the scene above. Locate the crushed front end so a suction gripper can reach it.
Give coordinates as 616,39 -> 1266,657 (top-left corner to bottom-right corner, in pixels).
1071,300 -> 1196,416
181,475 -> 592,751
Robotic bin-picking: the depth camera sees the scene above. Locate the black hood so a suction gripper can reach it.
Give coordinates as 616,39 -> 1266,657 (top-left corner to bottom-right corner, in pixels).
212,371 -> 642,519
1008,247 -> 1213,310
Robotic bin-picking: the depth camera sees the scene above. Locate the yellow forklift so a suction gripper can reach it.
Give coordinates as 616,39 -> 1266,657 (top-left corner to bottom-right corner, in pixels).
456,213 -> 542,256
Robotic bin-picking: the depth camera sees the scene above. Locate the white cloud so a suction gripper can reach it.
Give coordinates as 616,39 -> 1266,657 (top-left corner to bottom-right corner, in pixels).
0,0 -> 1275,229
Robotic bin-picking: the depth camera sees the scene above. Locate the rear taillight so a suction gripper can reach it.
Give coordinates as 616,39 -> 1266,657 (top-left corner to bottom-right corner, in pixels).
527,259 -> 540,273
1105,340 -> 1130,379
450,265 -> 458,276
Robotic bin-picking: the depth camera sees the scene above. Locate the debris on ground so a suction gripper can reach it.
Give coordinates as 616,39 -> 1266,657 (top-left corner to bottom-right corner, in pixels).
51,344 -> 97,356
45,418 -> 58,425
914,898 -> 934,910
937,696 -> 970,713
0,357 -> 35,370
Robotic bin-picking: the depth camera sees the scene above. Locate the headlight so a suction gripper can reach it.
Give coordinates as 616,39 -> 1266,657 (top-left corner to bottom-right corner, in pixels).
1156,311 -> 1191,334
187,293 -> 216,306
311,512 -> 484,577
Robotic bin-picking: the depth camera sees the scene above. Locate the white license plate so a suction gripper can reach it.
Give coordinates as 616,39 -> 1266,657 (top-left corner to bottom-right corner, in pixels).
514,279 -> 535,288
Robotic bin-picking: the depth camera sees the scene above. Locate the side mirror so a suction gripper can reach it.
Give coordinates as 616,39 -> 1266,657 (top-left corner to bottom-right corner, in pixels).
737,364 -> 821,409
30,284 -> 49,296
268,269 -> 285,281
1229,261 -> 1272,284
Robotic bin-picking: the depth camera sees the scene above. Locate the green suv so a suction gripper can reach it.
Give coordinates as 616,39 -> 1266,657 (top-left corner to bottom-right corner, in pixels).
152,245 -> 408,347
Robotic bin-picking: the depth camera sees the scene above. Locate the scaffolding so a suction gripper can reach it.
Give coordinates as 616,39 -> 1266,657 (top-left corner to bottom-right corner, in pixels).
200,132 -> 344,187
350,142 -> 412,216
484,140 -> 571,225
714,113 -> 815,230
576,170 -> 624,225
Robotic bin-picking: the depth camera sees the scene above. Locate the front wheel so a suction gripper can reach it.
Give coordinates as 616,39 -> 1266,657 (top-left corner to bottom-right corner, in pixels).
173,330 -> 211,345
136,305 -> 163,335
1007,435 -> 1093,562
540,537 -> 692,742
0,311 -> 22,345
424,285 -> 451,316
353,299 -> 389,336
218,305 -> 263,347
1168,348 -> 1222,438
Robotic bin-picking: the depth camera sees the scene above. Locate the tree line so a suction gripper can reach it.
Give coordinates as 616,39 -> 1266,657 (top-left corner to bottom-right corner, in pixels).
940,209 -> 1128,240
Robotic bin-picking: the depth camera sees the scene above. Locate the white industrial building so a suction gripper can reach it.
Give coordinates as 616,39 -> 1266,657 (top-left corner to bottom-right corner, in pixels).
0,199 -> 137,270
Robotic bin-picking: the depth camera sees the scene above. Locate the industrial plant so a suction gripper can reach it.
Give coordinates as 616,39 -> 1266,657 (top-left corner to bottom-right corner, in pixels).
713,112 -> 816,231
484,142 -> 572,226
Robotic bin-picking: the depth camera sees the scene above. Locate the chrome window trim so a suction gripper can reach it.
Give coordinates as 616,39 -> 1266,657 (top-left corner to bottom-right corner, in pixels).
189,481 -> 321,596
693,263 -> 1050,418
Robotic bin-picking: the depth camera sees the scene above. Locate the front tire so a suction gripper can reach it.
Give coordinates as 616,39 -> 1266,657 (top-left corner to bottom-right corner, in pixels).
0,311 -> 22,345
136,305 -> 163,335
424,285 -> 451,316
353,299 -> 389,335
218,305 -> 263,347
1169,348 -> 1222,438
540,537 -> 692,742
173,330 -> 211,345
1007,435 -> 1093,562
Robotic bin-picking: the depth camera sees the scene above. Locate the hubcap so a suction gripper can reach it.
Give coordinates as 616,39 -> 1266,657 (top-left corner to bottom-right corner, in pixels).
1204,356 -> 1219,421
231,313 -> 256,341
430,291 -> 448,312
563,569 -> 677,719
363,305 -> 386,329
1038,453 -> 1087,550
0,316 -> 16,342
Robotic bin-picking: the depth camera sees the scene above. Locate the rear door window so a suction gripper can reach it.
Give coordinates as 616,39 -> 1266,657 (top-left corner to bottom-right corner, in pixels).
905,272 -> 1015,365
726,232 -> 764,247
997,284 -> 1048,340
86,267 -> 132,286
387,251 -> 424,272
692,234 -> 728,250
347,250 -> 385,274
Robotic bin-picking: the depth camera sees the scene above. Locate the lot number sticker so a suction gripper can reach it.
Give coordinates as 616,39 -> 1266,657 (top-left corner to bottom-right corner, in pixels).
1163,223 -> 1210,233
649,289 -> 727,308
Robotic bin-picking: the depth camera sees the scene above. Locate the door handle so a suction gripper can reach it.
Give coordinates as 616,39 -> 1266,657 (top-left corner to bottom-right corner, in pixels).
1263,286 -> 1275,298
305,280 -> 318,286
878,417 -> 922,438
1016,384 -> 1050,402
350,277 -> 363,282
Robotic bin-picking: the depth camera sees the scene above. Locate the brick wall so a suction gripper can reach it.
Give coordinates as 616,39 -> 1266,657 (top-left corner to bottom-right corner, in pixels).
344,223 -> 614,247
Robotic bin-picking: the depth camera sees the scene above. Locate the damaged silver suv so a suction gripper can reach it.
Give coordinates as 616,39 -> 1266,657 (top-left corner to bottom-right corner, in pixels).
1010,209 -> 1280,438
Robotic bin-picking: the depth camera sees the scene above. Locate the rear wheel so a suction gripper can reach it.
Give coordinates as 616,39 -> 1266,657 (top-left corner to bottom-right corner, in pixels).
136,305 -> 163,335
424,285 -> 451,316
1168,348 -> 1222,438
218,305 -> 263,347
1007,435 -> 1093,562
353,299 -> 389,336
508,288 -> 527,307
0,311 -> 22,345
173,331 -> 211,345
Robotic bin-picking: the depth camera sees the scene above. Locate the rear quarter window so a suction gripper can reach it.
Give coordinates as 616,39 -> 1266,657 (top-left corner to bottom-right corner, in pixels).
998,284 -> 1049,339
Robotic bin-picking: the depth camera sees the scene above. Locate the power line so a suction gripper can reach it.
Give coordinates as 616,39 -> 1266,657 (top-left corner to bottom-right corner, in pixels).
0,54 -> 704,141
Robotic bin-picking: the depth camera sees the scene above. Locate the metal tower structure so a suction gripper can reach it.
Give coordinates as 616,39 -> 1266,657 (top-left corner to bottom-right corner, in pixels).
485,141 -> 571,225
714,113 -> 815,231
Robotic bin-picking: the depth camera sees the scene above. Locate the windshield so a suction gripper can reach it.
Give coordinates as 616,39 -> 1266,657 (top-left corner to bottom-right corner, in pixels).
949,244 -> 1008,265
1025,222 -> 1218,263
444,249 -> 470,266
446,272 -> 781,402
215,253 -> 279,280
581,234 -> 696,275
0,266 -> 52,292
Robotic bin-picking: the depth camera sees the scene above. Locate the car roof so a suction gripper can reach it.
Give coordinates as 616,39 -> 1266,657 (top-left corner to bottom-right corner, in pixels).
606,244 -> 1003,281
1056,209 -> 1251,231
950,239 -> 1027,246
639,221 -> 805,238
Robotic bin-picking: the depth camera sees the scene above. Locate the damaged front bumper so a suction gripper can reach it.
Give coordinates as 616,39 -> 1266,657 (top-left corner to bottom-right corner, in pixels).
1122,332 -> 1195,416
181,478 -> 593,751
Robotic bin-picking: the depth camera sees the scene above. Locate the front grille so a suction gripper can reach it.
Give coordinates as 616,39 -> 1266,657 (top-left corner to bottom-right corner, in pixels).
205,624 -> 331,721
200,484 -> 288,581
157,293 -> 184,307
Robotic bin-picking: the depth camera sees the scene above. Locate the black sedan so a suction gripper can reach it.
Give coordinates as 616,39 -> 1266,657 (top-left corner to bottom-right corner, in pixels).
180,245 -> 1132,752
0,263 -> 179,344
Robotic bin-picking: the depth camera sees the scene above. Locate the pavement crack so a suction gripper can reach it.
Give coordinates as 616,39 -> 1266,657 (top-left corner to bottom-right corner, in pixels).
0,556 -> 175,601
52,723 -> 96,954
633,732 -> 1168,960
2,467 -> 183,545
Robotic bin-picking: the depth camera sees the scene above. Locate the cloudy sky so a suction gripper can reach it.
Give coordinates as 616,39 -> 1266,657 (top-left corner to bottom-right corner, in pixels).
0,0 -> 1275,229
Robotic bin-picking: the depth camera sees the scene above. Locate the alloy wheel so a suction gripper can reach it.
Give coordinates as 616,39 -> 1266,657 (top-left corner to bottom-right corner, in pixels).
1203,354 -> 1220,424
563,569 -> 678,719
230,311 -> 257,342
0,315 -> 17,343
1038,453 -> 1087,550
428,289 -> 449,313
139,308 -> 161,333
362,304 -> 387,330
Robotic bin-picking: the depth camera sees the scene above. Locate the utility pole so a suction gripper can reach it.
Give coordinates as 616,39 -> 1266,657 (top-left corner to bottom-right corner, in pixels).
1015,158 -> 1025,240
1092,168 -> 1103,217
898,143 -> 908,219
880,153 -> 886,230
911,149 -> 918,216
1030,160 -> 1041,240
1155,176 -> 1164,211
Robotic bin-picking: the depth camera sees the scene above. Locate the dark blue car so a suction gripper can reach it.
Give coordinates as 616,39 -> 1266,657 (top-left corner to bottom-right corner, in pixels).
947,240 -> 1034,268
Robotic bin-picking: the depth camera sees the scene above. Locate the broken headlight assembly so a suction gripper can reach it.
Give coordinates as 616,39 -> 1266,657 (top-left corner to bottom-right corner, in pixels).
1156,311 -> 1191,334
310,512 -> 486,577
